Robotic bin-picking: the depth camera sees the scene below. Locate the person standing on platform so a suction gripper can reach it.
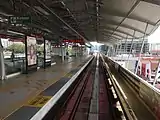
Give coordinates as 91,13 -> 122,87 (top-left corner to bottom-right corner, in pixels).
11,49 -> 15,67
66,51 -> 69,59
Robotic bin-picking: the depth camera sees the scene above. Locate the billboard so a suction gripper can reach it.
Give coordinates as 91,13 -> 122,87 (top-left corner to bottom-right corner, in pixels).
45,40 -> 51,62
27,36 -> 37,66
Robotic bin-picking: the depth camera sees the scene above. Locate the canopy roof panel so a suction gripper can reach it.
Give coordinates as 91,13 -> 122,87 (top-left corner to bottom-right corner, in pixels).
0,0 -> 159,45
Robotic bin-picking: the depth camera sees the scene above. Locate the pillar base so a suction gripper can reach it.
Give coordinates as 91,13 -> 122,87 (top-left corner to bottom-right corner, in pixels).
0,75 -> 7,80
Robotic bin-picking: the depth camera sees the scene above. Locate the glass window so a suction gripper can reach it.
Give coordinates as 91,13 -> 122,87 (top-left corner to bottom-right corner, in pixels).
2,38 -> 26,75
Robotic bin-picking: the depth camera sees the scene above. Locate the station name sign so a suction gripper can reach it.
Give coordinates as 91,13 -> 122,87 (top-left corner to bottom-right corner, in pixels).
62,39 -> 84,43
9,16 -> 31,24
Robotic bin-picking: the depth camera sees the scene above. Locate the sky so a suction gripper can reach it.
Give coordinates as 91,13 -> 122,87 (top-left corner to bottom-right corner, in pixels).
148,26 -> 160,43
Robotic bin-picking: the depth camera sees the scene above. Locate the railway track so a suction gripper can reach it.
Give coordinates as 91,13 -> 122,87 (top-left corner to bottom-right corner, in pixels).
54,54 -> 122,120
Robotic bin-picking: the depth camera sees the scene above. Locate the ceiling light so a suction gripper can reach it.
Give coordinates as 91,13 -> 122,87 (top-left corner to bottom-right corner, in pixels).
22,26 -> 28,30
43,28 -> 52,33
7,30 -> 25,36
61,2 -> 65,6
0,11 -> 12,16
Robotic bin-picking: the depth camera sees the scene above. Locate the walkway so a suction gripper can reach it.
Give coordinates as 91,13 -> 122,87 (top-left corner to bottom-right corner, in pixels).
0,55 -> 90,119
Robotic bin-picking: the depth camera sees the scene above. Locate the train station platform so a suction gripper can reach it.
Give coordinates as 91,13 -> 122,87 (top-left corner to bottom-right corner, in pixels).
1,0 -> 160,120
0,55 -> 91,119
1,54 -> 160,120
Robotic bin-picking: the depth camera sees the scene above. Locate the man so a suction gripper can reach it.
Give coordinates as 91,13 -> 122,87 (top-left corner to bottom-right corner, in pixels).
66,51 -> 69,59
11,50 -> 15,62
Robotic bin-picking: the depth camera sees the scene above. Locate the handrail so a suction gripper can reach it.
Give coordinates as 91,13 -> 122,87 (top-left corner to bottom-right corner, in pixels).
101,54 -> 138,120
109,56 -> 160,95
107,55 -> 160,119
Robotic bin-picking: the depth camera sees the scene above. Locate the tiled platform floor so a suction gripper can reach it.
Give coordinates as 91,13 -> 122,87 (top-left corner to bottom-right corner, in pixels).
0,55 -> 90,119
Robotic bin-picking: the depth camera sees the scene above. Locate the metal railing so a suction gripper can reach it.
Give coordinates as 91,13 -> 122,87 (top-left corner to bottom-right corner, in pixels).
106,55 -> 160,120
101,54 -> 138,120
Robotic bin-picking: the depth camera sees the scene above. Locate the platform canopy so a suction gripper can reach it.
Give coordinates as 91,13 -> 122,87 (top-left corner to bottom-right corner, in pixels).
0,0 -> 160,44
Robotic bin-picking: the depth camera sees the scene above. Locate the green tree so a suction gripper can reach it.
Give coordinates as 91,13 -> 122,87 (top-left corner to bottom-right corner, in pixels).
7,43 -> 25,53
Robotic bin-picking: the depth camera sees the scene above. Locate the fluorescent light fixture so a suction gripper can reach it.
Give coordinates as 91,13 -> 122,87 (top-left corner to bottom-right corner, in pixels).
61,1 -> 65,6
63,26 -> 69,30
0,17 -> 8,22
85,43 -> 91,46
22,26 -> 28,30
0,11 -> 12,16
34,6 -> 50,15
44,28 -> 52,33
7,30 -> 25,36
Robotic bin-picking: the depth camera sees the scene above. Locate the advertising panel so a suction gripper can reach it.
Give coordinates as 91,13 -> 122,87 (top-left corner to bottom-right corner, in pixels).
45,40 -> 51,62
27,36 -> 37,66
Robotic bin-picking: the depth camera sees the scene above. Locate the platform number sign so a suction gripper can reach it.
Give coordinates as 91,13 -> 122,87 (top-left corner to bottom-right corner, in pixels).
9,16 -> 31,24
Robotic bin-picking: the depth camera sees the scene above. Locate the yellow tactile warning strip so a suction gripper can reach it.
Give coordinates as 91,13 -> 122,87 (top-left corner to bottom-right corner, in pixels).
26,95 -> 52,107
4,57 -> 92,120
65,73 -> 73,78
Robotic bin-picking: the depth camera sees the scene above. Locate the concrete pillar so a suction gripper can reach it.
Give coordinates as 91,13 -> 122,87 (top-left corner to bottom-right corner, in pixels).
61,46 -> 65,62
127,30 -> 136,68
75,44 -> 78,57
0,40 -> 6,80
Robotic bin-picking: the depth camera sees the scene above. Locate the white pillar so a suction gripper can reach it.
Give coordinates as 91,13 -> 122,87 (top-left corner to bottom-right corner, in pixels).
135,23 -> 148,74
61,46 -> 65,62
107,47 -> 110,56
127,30 -> 136,68
119,40 -> 122,55
0,41 -> 6,80
75,44 -> 78,57
124,36 -> 128,54
121,36 -> 128,61
115,44 -> 118,56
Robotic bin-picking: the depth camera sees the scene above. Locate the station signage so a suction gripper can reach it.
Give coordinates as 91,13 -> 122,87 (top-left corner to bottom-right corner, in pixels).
9,16 -> 31,24
62,39 -> 84,43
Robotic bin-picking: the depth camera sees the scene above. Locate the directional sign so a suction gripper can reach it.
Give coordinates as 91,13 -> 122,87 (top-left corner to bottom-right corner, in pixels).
9,16 -> 31,24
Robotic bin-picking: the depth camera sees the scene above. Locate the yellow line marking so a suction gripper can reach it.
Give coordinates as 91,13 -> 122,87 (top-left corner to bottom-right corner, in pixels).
65,73 -> 73,78
26,95 -> 52,107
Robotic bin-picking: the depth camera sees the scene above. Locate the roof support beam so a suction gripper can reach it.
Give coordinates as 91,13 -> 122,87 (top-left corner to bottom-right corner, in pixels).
102,34 -> 121,40
99,19 -> 147,35
102,31 -> 124,38
96,0 -> 99,42
37,0 -> 90,43
101,10 -> 155,25
109,0 -> 140,40
105,21 -> 146,34
103,27 -> 134,37
102,36 -> 119,43
141,0 -> 160,6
